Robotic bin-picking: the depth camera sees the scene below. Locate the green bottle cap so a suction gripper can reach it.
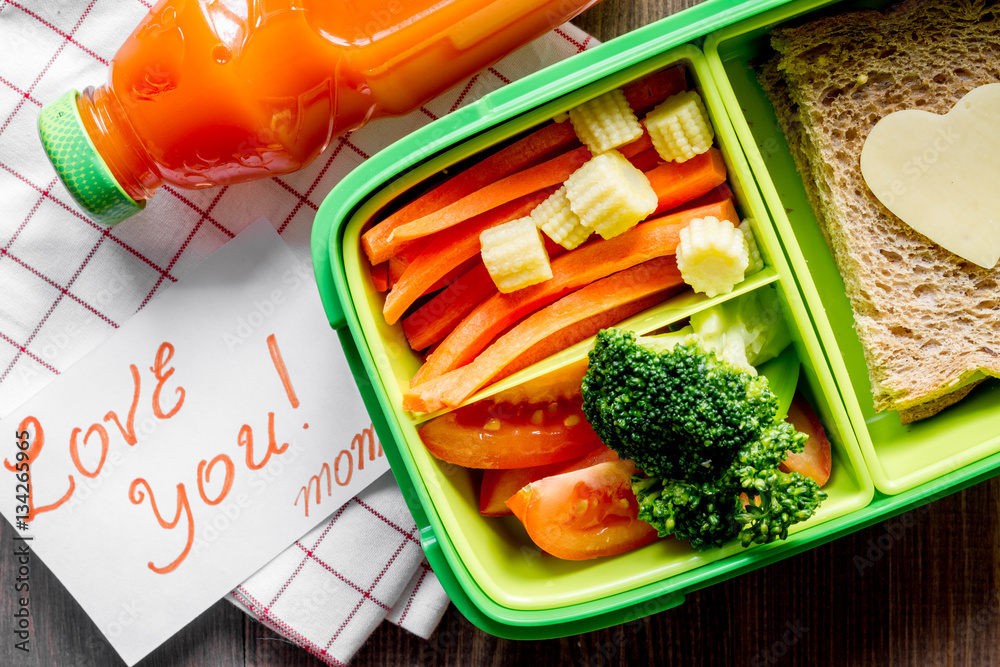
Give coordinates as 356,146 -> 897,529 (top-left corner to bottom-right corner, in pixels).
37,90 -> 145,226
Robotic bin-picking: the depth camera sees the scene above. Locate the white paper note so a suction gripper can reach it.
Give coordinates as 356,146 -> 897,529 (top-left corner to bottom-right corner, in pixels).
0,218 -> 388,665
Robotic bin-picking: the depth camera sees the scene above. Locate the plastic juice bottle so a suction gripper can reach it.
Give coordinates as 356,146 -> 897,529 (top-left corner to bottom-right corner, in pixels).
38,0 -> 600,225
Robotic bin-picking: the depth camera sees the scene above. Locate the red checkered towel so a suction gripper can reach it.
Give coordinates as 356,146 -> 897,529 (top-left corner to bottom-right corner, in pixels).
229,471 -> 444,664
0,0 -> 596,662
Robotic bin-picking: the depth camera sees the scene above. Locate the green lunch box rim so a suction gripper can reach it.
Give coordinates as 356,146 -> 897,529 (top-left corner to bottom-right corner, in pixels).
333,40 -> 877,627
309,0 -> 1000,639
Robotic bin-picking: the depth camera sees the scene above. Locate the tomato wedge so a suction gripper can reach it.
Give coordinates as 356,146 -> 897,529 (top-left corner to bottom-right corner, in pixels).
506,460 -> 659,560
781,394 -> 833,486
479,445 -> 620,516
418,397 -> 603,468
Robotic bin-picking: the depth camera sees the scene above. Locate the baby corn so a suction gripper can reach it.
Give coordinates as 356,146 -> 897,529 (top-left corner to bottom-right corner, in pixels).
531,186 -> 592,250
564,150 -> 657,240
675,215 -> 748,297
645,90 -> 714,163
480,216 -> 553,293
568,88 -> 644,154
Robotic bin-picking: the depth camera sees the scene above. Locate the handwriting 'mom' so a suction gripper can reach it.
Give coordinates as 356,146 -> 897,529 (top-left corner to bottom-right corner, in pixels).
295,424 -> 383,517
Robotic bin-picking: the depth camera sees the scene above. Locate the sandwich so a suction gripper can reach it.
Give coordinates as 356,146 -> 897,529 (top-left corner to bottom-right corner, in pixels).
758,0 -> 1000,423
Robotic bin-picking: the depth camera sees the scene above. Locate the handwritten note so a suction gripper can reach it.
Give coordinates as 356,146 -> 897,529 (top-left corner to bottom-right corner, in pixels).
0,219 -> 388,665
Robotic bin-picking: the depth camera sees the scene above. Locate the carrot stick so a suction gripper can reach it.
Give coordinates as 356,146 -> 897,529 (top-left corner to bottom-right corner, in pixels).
385,257 -> 479,294
363,66 -> 686,266
423,258 -> 481,296
629,147 -> 662,172
370,262 -> 389,292
387,193 -> 568,293
362,122 -> 580,265
622,66 -> 688,115
670,183 -> 733,211
401,240 -> 569,351
402,263 -> 495,351
390,256 -> 490,296
389,146 -> 592,246
619,130 -> 653,160
492,291 -> 679,383
388,242 -> 477,293
382,191 -> 550,325
387,238 -> 431,287
411,199 -> 737,385
647,148 -> 728,215
401,256 -> 685,413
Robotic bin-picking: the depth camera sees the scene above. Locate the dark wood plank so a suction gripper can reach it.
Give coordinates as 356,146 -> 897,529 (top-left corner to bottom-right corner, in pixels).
572,0 -> 706,41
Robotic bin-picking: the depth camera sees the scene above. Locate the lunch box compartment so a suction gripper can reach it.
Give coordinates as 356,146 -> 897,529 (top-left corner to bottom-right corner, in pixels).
704,0 -> 1000,495
314,38 -> 873,635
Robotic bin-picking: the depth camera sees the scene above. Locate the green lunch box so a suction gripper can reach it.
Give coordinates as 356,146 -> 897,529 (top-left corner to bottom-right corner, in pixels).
310,0 -> 1000,638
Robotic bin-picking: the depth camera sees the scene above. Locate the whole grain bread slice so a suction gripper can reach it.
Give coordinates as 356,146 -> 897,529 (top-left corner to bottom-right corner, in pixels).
759,0 -> 1000,422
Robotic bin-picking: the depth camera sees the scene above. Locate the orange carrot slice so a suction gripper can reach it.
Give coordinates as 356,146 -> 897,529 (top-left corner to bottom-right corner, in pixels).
402,263 -> 495,351
387,238 -> 432,288
400,239 -> 569,351
411,199 -> 738,385
492,290 -> 678,384
388,249 -> 486,295
362,121 -> 580,265
619,129 -> 653,160
623,66 -> 687,115
647,148 -> 728,215
382,191 -> 551,325
388,147 -> 592,247
370,262 -> 389,292
670,183 -> 733,211
425,258 -> 480,296
401,256 -> 685,413
629,147 -> 662,172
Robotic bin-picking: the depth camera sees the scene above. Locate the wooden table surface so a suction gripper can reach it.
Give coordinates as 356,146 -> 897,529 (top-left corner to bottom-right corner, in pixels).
5,1 -> 1000,665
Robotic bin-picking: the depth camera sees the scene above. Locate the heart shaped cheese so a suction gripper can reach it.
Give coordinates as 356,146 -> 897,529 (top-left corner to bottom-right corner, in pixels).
860,83 -> 1000,269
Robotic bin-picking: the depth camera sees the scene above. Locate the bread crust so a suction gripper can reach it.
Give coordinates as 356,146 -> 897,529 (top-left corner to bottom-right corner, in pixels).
760,0 -> 1000,420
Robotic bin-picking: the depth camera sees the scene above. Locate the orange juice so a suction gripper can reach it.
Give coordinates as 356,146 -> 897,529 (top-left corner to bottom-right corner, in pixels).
38,0 -> 600,224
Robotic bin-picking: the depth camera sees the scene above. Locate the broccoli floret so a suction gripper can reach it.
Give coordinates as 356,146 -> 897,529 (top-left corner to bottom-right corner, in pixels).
640,287 -> 792,374
631,420 -> 821,550
580,297 -> 826,551
632,475 -> 745,551
690,286 -> 790,374
732,424 -> 824,547
581,330 -> 779,481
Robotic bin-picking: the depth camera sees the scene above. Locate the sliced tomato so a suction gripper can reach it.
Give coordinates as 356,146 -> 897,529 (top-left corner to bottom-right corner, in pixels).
418,397 -> 602,469
781,393 -> 833,486
506,460 -> 659,560
479,445 -> 619,516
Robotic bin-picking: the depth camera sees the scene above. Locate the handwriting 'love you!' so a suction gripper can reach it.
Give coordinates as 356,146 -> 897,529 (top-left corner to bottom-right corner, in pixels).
5,334 -> 381,574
